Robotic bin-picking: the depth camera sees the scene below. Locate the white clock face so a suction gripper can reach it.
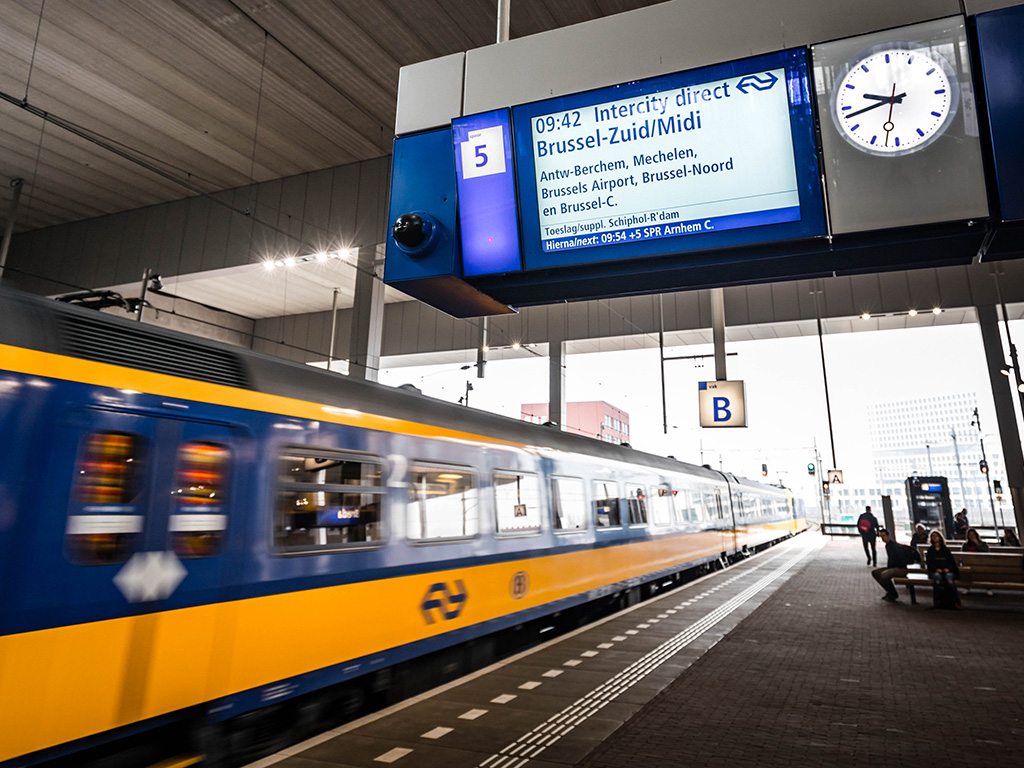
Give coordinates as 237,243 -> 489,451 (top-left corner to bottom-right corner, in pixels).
831,45 -> 960,156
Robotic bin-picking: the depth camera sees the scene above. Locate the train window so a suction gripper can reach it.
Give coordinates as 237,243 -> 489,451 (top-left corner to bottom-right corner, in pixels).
275,450 -> 384,551
494,471 -> 541,535
593,480 -> 621,528
551,476 -> 587,532
688,490 -> 703,522
407,464 -> 478,540
169,442 -> 230,558
704,491 -> 718,520
651,486 -> 674,526
66,431 -> 145,566
627,486 -> 648,525
674,489 -> 693,523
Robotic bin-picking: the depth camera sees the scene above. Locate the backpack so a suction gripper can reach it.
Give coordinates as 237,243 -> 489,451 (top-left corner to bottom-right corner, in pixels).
857,518 -> 872,533
903,544 -> 921,564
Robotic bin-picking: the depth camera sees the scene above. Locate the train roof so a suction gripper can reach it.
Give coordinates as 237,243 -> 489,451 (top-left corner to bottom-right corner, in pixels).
1,286 -> 782,489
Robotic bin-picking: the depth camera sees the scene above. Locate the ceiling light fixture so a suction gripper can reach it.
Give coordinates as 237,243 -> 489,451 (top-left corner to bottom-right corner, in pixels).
860,312 -> 871,320
908,308 -> 918,317
932,307 -> 942,315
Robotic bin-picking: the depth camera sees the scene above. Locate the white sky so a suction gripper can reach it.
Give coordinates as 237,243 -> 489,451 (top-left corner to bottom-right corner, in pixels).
379,320 -> 1020,510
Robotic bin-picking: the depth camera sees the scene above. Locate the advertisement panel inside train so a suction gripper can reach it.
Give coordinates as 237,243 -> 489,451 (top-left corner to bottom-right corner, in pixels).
511,48 -> 825,270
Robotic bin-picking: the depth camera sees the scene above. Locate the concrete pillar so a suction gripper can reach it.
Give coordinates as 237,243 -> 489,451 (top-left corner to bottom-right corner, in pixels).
347,244 -> 385,382
549,333 -> 567,430
976,304 -> 1024,534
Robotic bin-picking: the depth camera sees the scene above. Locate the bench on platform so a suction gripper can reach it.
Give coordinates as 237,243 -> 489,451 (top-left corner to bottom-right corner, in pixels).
894,550 -> 1024,604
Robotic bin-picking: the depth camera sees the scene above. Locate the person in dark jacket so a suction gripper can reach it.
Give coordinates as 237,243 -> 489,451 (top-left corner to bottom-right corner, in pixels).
872,529 -> 914,602
926,530 -> 961,609
1000,528 -> 1021,547
953,510 -> 970,540
962,528 -> 989,552
857,506 -> 880,566
909,524 -> 929,547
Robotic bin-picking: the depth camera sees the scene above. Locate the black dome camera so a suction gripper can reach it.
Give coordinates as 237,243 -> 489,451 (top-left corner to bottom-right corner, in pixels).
392,213 -> 432,249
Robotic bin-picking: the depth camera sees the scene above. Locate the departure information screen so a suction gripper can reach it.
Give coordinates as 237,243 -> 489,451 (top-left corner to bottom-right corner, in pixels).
511,48 -> 825,270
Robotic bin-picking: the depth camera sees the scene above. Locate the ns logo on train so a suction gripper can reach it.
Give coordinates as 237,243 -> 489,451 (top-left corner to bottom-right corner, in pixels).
421,580 -> 468,623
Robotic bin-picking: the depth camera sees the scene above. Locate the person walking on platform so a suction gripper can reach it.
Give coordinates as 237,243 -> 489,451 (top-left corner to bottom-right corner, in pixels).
962,528 -> 989,552
872,529 -> 917,602
926,530 -> 961,609
857,505 -> 880,566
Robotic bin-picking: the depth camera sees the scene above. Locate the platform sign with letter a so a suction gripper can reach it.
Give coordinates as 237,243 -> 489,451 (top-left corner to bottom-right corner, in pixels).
698,381 -> 746,427
828,469 -> 844,485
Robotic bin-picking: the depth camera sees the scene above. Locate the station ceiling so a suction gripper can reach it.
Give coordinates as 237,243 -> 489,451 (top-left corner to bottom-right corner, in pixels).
0,0 -> 664,234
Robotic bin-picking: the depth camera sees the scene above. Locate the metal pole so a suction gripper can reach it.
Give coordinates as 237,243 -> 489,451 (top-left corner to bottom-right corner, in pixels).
136,268 -> 151,322
0,178 -> 25,283
973,408 -> 998,531
951,426 -> 967,509
327,287 -> 340,371
926,444 -> 933,475
813,284 -> 838,469
659,295 -> 668,434
496,0 -> 511,43
477,318 -> 487,379
711,287 -> 726,381
992,272 -> 1024,417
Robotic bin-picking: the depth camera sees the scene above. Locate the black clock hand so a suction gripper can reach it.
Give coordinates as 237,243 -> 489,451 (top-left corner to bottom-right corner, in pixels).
884,83 -> 897,146
844,93 -> 907,119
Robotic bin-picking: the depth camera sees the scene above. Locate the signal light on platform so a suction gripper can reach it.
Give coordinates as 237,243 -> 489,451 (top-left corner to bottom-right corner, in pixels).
822,480 -> 830,494
807,462 -> 815,476
980,459 -> 989,475
761,463 -> 768,477
993,479 -> 1003,497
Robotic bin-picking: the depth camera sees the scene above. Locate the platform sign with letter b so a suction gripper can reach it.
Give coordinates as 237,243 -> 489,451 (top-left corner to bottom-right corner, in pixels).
698,381 -> 746,427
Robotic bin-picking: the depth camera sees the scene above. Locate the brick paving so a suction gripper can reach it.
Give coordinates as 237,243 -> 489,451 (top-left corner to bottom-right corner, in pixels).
577,536 -> 1024,768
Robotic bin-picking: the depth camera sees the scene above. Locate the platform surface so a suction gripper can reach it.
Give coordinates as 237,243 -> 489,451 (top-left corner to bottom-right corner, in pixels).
248,534 -> 1024,768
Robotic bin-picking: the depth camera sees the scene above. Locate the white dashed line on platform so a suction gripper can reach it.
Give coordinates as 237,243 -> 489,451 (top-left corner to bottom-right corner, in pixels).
374,747 -> 412,763
460,709 -> 488,720
542,669 -> 563,678
491,694 -> 517,704
421,727 -> 453,739
581,650 -> 599,657
563,659 -> 582,667
519,681 -> 542,690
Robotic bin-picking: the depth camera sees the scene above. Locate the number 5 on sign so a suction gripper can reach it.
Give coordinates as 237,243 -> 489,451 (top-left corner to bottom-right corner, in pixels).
461,125 -> 506,179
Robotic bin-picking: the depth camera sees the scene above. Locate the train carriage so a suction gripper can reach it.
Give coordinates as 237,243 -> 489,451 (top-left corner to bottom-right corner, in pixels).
0,287 -> 805,766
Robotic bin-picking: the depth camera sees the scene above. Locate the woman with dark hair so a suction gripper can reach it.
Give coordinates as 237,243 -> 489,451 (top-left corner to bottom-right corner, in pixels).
926,530 -> 961,609
999,528 -> 1020,547
962,528 -> 990,552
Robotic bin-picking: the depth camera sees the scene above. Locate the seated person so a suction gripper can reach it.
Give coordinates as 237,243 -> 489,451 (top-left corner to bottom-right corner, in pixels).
926,530 -> 961,609
1000,528 -> 1021,547
872,529 -> 916,602
962,527 -> 990,552
909,524 -> 928,547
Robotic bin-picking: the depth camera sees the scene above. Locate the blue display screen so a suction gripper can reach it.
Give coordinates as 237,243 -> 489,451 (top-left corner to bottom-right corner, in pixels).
453,109 -> 523,276
511,48 -> 826,270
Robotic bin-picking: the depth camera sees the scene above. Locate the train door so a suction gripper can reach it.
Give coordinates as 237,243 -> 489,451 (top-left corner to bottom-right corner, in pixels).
28,408 -> 245,621
137,416 -> 242,610
716,486 -> 739,554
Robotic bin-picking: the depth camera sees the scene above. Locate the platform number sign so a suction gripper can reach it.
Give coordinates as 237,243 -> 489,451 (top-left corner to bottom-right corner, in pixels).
452,108 -> 522,276
460,124 -> 507,179
698,380 -> 746,427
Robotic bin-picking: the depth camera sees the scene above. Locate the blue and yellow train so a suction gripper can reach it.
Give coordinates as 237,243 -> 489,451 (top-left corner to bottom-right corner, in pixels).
0,286 -> 805,765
